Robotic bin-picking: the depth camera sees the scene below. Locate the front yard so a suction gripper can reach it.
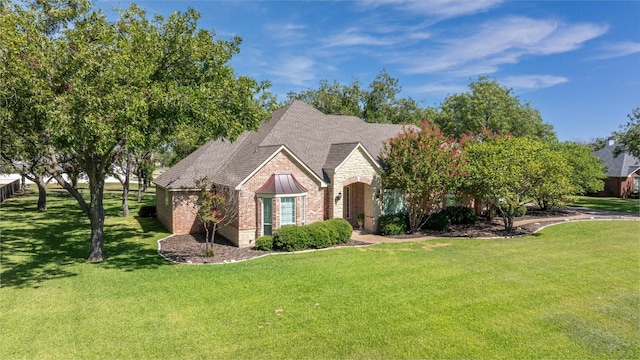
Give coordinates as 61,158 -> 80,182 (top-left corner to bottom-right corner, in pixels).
1,187 -> 639,359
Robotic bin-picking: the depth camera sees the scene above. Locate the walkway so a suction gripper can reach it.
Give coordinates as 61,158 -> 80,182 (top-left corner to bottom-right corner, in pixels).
351,207 -> 640,244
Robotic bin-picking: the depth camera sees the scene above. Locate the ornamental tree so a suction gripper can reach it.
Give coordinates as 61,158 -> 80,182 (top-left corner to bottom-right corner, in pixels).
1,1 -> 269,261
195,178 -> 239,256
463,136 -> 571,231
381,121 -> 465,233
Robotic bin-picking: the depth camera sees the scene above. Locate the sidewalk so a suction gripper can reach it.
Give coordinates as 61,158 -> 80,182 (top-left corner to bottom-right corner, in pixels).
351,208 -> 639,244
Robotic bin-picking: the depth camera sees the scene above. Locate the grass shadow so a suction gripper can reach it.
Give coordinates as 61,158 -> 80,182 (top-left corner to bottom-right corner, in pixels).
1,187 -> 169,288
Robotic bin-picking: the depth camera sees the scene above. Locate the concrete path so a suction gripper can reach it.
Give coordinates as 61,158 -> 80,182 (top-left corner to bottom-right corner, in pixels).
351,207 -> 640,244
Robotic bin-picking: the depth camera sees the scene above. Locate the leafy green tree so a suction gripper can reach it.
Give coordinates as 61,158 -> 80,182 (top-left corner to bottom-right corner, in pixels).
288,69 -> 434,124
381,121 -> 465,233
464,136 -> 570,231
613,107 -> 640,159
195,178 -> 239,256
435,77 -> 556,142
1,1 -> 269,261
554,142 -> 606,195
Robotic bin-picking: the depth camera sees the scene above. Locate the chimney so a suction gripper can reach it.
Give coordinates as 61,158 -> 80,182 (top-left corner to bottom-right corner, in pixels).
606,138 -> 615,147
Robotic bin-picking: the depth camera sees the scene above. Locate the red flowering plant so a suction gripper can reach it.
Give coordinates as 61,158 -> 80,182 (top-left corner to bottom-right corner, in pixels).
195,178 -> 239,256
381,120 -> 465,233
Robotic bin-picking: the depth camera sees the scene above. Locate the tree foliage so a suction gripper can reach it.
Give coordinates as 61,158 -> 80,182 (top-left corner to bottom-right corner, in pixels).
381,121 -> 465,233
554,141 -> 606,195
613,107 -> 640,159
463,136 -> 572,231
1,1 -> 269,261
434,77 -> 556,142
288,69 -> 434,125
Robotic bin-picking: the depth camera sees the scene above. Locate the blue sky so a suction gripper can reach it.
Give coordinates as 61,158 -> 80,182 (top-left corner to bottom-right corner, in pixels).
98,0 -> 639,142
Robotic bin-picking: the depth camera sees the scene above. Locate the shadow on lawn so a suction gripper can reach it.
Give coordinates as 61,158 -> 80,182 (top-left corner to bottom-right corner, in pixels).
0,190 -> 169,289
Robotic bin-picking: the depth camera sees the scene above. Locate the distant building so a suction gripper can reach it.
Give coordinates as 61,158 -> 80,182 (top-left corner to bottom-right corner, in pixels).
593,139 -> 640,198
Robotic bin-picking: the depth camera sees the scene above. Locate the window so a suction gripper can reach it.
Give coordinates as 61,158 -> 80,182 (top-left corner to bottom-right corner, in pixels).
301,196 -> 306,225
383,189 -> 405,214
634,177 -> 640,193
263,198 -> 272,235
344,186 -> 351,219
280,197 -> 296,225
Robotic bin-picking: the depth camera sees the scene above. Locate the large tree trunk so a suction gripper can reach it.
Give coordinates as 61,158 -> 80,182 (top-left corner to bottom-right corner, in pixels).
88,174 -> 106,262
121,155 -> 131,217
35,176 -> 47,212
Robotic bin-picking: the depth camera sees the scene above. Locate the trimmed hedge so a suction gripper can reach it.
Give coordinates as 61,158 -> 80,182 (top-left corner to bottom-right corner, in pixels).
254,235 -> 274,251
440,206 -> 477,225
271,219 -> 353,252
138,205 -> 156,218
377,213 -> 407,235
424,212 -> 451,231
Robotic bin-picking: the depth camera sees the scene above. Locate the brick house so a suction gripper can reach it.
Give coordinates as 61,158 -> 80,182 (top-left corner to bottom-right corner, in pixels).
593,139 -> 640,198
153,101 -> 411,247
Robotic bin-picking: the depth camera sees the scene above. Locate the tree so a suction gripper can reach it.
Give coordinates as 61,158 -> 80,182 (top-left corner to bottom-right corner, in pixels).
194,178 -> 239,256
463,136 -> 570,231
554,142 -> 606,195
434,77 -> 556,142
381,121 -> 465,233
1,1 -> 269,261
613,107 -> 640,159
288,69 -> 434,125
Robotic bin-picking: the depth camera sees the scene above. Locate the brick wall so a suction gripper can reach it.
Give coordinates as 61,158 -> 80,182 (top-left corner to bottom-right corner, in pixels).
237,150 -> 326,245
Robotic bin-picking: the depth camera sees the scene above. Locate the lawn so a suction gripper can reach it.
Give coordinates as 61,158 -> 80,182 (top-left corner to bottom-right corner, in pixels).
1,186 -> 639,359
571,195 -> 640,214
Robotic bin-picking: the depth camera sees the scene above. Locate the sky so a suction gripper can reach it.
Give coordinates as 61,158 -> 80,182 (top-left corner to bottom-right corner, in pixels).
97,0 -> 640,142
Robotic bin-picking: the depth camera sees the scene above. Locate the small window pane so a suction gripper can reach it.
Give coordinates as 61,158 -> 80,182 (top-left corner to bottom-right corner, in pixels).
281,197 -> 296,225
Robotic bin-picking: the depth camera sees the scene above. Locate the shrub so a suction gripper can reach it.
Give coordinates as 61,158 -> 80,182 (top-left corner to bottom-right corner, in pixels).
273,225 -> 312,252
138,205 -> 156,218
440,206 -> 477,225
325,218 -> 353,244
254,235 -> 274,251
425,212 -> 451,231
499,203 -> 527,217
204,248 -> 216,257
306,222 -> 333,249
377,213 -> 407,235
380,223 -> 404,236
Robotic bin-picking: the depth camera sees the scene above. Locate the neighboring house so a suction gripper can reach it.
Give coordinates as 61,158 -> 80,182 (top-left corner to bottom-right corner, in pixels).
153,100 -> 412,247
593,139 -> 640,198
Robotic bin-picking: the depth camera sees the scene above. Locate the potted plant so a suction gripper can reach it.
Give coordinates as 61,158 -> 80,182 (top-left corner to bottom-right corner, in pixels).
356,213 -> 365,229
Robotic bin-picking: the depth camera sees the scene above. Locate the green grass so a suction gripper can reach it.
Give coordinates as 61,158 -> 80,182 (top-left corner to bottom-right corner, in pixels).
571,195 -> 640,214
2,187 -> 639,359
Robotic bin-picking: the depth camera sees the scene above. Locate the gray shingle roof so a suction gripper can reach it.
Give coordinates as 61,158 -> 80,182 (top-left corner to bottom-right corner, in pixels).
154,101 -> 412,190
593,144 -> 640,177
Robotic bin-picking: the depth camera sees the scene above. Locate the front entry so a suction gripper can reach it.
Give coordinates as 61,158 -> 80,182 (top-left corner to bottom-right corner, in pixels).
343,182 -> 369,229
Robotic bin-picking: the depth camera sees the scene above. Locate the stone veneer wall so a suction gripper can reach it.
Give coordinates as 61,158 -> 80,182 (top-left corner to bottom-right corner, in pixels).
237,150 -> 325,247
332,147 -> 382,232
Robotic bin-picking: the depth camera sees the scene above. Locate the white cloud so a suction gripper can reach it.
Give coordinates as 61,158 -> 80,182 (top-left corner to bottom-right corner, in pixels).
408,82 -> 467,95
597,41 -> 640,59
322,28 -> 403,47
264,22 -> 307,44
402,17 -> 608,75
361,0 -> 504,19
267,56 -> 317,86
502,75 -> 569,90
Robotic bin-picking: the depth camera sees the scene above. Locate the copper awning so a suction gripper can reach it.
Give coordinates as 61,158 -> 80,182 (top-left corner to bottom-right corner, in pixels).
256,172 -> 307,195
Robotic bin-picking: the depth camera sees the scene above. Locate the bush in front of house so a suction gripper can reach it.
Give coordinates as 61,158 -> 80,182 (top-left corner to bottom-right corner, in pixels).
273,225 -> 312,252
377,213 -> 407,235
254,235 -> 274,251
440,206 -> 477,225
306,222 -> 333,248
325,218 -> 352,244
424,212 -> 451,231
138,205 -> 156,218
271,219 -> 353,252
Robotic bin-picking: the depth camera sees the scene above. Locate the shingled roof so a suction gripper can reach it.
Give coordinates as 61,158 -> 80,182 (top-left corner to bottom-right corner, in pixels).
593,141 -> 640,177
154,101 -> 412,190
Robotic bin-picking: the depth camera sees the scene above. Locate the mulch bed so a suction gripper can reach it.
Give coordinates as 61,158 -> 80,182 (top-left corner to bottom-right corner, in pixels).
158,207 -> 582,264
158,233 -> 370,264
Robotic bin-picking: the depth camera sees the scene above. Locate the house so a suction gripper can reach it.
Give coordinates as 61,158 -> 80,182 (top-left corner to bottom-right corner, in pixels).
593,139 -> 640,198
153,101 -> 412,247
